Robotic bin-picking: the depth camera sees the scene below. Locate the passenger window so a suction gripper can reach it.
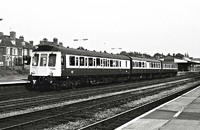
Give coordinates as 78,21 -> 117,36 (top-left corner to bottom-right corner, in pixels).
105,59 -> 108,67
113,60 -> 116,67
85,58 -> 88,66
40,54 -> 47,66
110,60 -> 113,67
135,62 -> 137,67
101,59 -> 103,67
132,61 -> 135,67
80,57 -> 84,66
116,60 -> 119,67
139,62 -> 141,67
89,58 -> 93,66
107,60 -> 110,67
103,59 -> 106,67
32,54 -> 39,66
96,58 -> 100,66
48,54 -> 56,67
69,56 -> 75,66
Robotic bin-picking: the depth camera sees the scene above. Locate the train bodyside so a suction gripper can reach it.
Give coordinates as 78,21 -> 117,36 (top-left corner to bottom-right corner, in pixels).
129,57 -> 178,79
28,44 -> 131,89
28,44 -> 178,90
130,57 -> 162,79
160,60 -> 178,77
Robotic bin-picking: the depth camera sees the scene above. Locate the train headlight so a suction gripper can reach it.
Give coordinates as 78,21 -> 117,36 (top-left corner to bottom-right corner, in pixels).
31,71 -> 35,75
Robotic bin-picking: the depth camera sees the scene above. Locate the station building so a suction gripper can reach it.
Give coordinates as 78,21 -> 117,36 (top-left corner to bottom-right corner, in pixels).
162,56 -> 200,73
0,31 -> 34,67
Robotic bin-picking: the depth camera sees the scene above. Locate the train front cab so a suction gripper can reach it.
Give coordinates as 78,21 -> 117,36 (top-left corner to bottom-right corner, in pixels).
28,51 -> 62,90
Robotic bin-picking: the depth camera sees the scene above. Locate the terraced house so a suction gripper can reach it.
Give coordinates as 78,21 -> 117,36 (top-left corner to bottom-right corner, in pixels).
0,31 -> 34,67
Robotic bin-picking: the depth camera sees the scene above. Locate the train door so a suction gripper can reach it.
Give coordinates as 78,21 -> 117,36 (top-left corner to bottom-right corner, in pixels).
61,54 -> 66,76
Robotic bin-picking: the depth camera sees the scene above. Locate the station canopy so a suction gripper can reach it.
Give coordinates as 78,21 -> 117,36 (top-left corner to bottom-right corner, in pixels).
160,56 -> 200,64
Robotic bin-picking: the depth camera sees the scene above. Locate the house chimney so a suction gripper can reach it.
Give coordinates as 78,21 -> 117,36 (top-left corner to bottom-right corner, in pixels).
29,41 -> 34,47
43,38 -> 48,43
53,38 -> 58,44
40,40 -> 44,45
59,42 -> 63,46
10,31 -> 16,40
19,36 -> 24,42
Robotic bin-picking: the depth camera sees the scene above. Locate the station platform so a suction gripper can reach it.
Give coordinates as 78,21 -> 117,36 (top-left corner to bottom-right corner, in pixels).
0,79 -> 29,85
116,86 -> 200,130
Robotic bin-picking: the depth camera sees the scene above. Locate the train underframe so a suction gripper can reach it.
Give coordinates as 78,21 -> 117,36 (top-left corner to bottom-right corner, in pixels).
27,71 -> 177,91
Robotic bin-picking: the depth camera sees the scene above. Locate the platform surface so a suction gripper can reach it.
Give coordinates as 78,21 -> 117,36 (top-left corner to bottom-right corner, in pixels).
0,79 -> 29,85
116,86 -> 200,130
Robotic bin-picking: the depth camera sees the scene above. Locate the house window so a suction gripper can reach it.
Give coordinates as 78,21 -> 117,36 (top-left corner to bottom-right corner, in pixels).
18,49 -> 22,56
13,48 -> 16,55
7,48 -> 10,55
10,48 -> 12,55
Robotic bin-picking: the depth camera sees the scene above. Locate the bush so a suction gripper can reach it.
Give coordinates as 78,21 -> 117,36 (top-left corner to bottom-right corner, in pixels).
15,69 -> 23,74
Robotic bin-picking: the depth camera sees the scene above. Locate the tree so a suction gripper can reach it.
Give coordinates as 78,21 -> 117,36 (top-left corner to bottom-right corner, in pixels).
153,53 -> 164,59
142,53 -> 151,58
175,53 -> 184,59
120,51 -> 128,56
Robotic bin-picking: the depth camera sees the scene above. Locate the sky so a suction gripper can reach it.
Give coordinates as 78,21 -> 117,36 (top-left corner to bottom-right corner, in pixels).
1,0 -> 200,57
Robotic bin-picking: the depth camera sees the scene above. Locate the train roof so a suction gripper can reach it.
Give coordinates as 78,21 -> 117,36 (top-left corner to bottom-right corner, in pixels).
34,44 -> 130,60
131,56 -> 160,62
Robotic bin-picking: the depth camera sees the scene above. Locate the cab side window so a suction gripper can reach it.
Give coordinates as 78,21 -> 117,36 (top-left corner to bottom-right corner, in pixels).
48,54 -> 56,67
40,54 -> 47,66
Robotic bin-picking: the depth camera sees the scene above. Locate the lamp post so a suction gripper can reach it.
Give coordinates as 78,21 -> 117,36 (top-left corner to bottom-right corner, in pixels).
111,48 -> 122,54
22,42 -> 25,70
74,38 -> 88,49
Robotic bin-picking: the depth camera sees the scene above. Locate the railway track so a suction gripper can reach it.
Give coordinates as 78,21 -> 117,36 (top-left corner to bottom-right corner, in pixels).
0,76 -> 199,130
79,82 -> 200,130
0,76 -> 193,113
0,74 -> 194,102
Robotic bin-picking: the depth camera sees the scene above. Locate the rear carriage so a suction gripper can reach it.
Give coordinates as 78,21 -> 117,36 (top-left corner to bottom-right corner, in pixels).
130,57 -> 162,79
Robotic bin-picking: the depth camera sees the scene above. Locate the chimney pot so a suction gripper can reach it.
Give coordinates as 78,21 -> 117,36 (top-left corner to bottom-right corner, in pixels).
10,31 -> 16,40
59,42 -> 63,46
53,38 -> 58,44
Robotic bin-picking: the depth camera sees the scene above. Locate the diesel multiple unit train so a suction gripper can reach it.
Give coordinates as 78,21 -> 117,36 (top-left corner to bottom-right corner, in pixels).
27,43 -> 178,90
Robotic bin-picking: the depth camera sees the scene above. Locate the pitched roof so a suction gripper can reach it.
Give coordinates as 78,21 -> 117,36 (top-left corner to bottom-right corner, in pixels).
0,35 -> 33,49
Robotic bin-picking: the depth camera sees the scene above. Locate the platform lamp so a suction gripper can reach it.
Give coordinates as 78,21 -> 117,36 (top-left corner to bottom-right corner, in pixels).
111,48 -> 122,54
74,38 -> 88,49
